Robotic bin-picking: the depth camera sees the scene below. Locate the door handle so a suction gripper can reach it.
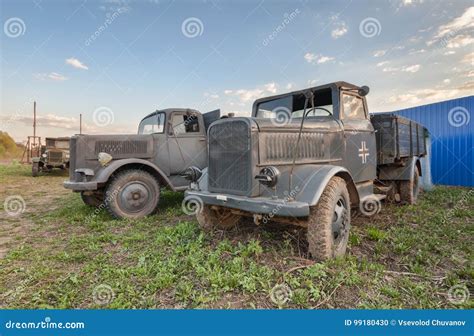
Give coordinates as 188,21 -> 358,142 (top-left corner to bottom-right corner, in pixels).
198,138 -> 206,141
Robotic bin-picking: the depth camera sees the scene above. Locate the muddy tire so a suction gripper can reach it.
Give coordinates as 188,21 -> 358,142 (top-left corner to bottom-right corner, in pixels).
32,162 -> 39,177
307,176 -> 351,261
105,169 -> 160,219
80,191 -> 104,207
196,205 -> 241,232
399,168 -> 420,205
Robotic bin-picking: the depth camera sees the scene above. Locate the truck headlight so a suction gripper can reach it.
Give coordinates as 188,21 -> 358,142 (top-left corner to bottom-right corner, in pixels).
255,166 -> 280,188
42,153 -> 47,158
98,152 -> 113,166
181,166 -> 202,182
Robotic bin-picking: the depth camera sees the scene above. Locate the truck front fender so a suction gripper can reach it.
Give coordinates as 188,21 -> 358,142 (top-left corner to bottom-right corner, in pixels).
292,165 -> 359,207
94,158 -> 175,190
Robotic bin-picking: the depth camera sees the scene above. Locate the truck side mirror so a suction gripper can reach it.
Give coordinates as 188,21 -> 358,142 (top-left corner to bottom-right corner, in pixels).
358,86 -> 370,96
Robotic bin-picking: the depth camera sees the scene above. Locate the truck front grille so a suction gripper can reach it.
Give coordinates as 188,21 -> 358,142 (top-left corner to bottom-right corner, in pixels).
208,120 -> 252,195
48,151 -> 63,162
69,137 -> 77,178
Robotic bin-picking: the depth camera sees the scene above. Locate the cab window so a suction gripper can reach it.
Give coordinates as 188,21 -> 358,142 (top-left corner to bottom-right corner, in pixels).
138,112 -> 165,134
341,94 -> 366,120
171,113 -> 200,136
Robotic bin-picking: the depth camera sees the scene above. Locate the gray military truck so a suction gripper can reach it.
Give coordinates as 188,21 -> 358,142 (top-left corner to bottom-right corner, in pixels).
32,137 -> 70,177
64,108 -> 220,219
184,81 -> 427,261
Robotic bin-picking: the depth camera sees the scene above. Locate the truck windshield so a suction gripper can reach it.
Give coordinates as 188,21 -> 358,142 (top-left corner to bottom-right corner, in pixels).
138,112 -> 165,134
255,88 -> 333,119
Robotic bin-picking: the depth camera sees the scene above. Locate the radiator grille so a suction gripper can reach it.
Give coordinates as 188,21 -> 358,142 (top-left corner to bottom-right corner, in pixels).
260,132 -> 325,164
47,151 -> 63,162
208,120 -> 251,195
94,140 -> 148,155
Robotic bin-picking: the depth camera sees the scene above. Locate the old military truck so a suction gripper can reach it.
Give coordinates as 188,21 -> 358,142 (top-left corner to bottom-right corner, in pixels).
185,82 -> 427,261
64,108 -> 220,219
32,137 -> 70,177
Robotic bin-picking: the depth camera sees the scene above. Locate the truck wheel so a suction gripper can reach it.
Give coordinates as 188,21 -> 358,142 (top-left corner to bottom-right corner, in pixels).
80,191 -> 104,207
307,176 -> 351,261
32,162 -> 39,177
105,169 -> 160,219
400,169 -> 420,205
196,205 -> 241,232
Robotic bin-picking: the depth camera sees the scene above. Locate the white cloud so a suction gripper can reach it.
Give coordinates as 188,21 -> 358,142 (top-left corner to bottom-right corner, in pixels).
376,61 -> 389,67
304,53 -> 334,64
308,79 -> 319,86
373,50 -> 387,57
286,83 -> 293,90
446,34 -> 474,48
331,22 -> 348,39
462,52 -> 473,63
402,0 -> 424,6
403,64 -> 421,73
444,50 -> 456,55
66,57 -> 89,70
408,48 -> 426,55
443,79 -> 451,84
34,72 -> 68,81
224,82 -> 279,103
204,92 -> 219,99
382,64 -> 421,73
387,82 -> 473,107
433,6 -> 474,40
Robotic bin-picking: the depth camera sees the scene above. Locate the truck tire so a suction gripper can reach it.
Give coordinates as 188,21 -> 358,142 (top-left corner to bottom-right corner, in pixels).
307,176 -> 351,261
32,162 -> 39,177
104,169 -> 160,219
80,191 -> 104,207
399,168 -> 420,205
196,205 -> 241,232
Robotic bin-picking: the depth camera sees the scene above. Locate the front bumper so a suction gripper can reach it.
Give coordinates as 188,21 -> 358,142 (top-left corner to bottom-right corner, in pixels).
63,180 -> 98,191
186,190 -> 310,217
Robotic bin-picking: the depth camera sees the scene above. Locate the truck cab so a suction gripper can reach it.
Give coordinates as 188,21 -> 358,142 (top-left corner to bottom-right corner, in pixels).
185,82 -> 426,261
64,108 -> 220,219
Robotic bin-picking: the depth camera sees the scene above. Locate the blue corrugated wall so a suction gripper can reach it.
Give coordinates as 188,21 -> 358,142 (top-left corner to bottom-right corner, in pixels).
391,96 -> 473,187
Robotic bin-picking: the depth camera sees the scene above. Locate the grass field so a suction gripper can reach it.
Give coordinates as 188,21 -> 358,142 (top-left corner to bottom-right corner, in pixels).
0,163 -> 472,309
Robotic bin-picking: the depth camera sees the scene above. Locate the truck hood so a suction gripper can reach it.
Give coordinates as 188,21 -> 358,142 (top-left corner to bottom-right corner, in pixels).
72,134 -> 154,161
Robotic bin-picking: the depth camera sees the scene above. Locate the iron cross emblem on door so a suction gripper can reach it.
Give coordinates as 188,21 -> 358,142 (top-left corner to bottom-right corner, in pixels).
358,141 -> 369,164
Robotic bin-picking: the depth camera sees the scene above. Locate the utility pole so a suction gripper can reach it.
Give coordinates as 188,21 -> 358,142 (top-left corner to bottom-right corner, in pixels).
80,114 -> 82,134
33,101 -> 36,141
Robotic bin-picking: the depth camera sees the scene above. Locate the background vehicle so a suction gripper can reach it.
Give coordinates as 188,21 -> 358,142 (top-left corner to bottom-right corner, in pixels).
32,137 -> 70,177
64,108 -> 220,219
185,82 -> 428,261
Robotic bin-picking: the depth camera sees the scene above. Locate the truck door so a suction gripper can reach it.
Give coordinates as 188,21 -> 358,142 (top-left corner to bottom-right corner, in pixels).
167,111 -> 207,175
340,93 -> 377,183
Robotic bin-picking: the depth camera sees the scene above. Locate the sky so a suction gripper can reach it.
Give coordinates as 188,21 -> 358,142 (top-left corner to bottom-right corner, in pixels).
0,0 -> 473,142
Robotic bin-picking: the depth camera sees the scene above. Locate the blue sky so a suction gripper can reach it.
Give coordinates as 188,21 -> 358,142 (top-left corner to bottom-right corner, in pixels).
1,0 -> 473,141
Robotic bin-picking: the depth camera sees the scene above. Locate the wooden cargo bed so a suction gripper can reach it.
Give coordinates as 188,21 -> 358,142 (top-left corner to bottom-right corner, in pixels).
371,113 -> 427,165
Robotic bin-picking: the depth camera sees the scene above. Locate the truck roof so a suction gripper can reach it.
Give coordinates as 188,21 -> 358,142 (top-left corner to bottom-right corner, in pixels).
141,108 -> 200,121
252,81 -> 363,111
